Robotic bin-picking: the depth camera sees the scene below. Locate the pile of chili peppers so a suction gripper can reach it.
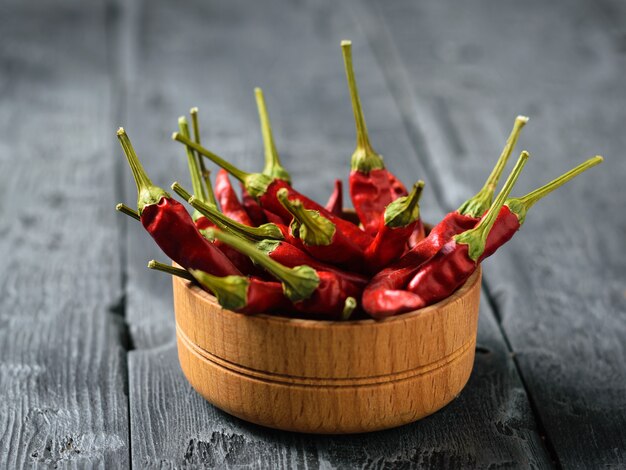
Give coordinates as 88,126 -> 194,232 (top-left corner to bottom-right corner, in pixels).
117,41 -> 603,320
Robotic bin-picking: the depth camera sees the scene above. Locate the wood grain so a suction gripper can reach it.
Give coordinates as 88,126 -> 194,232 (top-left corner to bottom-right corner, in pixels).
122,0 -> 551,466
174,270 -> 481,433
361,0 -> 626,466
0,0 -> 130,467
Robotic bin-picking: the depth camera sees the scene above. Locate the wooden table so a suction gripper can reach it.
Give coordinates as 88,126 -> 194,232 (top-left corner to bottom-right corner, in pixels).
1,0 -> 625,468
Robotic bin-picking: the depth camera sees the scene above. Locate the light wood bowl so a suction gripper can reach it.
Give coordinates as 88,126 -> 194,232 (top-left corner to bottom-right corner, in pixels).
172,267 -> 482,434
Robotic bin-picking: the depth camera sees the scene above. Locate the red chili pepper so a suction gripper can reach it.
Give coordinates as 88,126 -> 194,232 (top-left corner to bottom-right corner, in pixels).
363,151 -> 528,317
255,87 -> 292,184
325,179 -> 343,216
481,156 -> 603,261
205,228 -> 360,320
117,128 -> 241,277
171,132 -> 374,249
147,260 -> 289,314
178,189 -> 369,287
277,188 -> 366,270
215,169 -> 254,226
241,184 -> 268,226
341,41 -> 409,235
402,152 -> 529,310
364,181 -> 424,272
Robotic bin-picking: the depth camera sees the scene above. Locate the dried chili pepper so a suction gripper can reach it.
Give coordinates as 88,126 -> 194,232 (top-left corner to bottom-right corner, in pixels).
364,151 -> 528,317
241,184 -> 268,226
364,181 -> 424,272
403,152 -> 529,307
341,40 -> 409,235
204,228 -> 361,319
169,183 -> 265,276
255,87 -> 291,184
147,260 -> 288,314
117,128 -> 241,277
481,156 -> 603,260
215,169 -> 254,226
277,188 -> 366,269
171,132 -> 373,249
177,188 -> 368,286
325,179 -> 343,216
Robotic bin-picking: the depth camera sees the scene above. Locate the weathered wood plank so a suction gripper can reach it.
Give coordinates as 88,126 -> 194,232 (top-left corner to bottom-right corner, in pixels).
0,0 -> 130,468
123,0 -> 551,467
362,0 -> 626,467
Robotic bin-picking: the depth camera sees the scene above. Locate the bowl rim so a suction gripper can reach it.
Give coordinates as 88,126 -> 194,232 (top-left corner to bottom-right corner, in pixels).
178,266 -> 481,328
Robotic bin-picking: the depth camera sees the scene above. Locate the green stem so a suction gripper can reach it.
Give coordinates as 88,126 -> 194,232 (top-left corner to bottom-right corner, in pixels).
255,88 -> 291,184
204,228 -> 320,302
383,181 -> 425,228
457,115 -> 528,217
117,128 -> 169,213
179,116 -> 207,202
115,203 -> 140,221
506,156 -> 603,225
455,151 -> 530,260
276,188 -> 335,246
172,132 -> 273,198
341,40 -> 384,173
190,107 -> 217,206
342,297 -> 357,320
189,195 -> 284,241
171,182 -> 193,202
188,269 -> 249,311
148,260 -> 194,281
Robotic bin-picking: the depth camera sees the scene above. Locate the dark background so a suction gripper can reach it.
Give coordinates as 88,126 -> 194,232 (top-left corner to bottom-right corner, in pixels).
1,0 -> 625,468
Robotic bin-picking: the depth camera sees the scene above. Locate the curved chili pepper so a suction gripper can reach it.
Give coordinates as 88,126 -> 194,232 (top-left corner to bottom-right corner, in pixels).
364,151 -> 528,318
215,169 -> 254,226
147,260 -> 288,314
204,228 -> 362,319
403,152 -> 529,308
341,40 -> 409,235
176,188 -> 368,286
364,181 -> 424,272
255,87 -> 292,184
117,128 -> 241,277
277,188 -> 366,269
325,179 -> 343,216
171,132 -> 374,249
170,183 -> 267,276
481,156 -> 603,260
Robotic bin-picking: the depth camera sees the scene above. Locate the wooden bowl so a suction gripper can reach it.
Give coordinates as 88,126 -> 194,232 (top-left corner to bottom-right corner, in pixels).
172,267 -> 482,434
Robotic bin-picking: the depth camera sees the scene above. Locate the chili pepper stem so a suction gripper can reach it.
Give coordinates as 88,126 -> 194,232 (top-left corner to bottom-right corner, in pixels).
190,107 -> 217,206
255,88 -> 291,184
383,181 -> 425,228
188,194 -> 284,241
204,228 -> 320,302
179,116 -> 207,202
172,132 -> 273,198
171,182 -> 193,203
455,150 -> 530,260
277,188 -> 335,245
148,260 -> 195,281
457,115 -> 528,217
117,128 -> 170,213
189,269 -> 248,311
116,203 -> 140,221
507,156 -> 603,224
341,40 -> 384,173
342,297 -> 357,320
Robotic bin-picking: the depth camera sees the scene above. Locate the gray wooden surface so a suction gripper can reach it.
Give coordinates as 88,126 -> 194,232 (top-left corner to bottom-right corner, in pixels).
1,0 -> 624,468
